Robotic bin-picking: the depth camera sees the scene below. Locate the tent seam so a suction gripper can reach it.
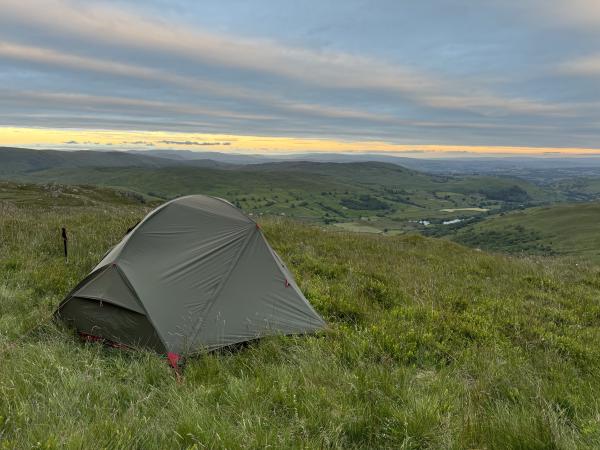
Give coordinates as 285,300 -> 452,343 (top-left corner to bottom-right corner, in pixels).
103,201 -> 175,264
187,225 -> 257,350
259,232 -> 327,328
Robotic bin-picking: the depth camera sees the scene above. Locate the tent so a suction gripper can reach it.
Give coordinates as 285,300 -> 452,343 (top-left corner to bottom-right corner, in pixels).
55,195 -> 325,361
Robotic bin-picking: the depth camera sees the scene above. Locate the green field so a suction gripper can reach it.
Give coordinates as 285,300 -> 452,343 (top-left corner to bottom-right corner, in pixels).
1,182 -> 600,448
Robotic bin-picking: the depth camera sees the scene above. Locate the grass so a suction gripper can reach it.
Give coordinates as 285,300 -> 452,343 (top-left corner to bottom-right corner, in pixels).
1,183 -> 600,448
332,222 -> 383,234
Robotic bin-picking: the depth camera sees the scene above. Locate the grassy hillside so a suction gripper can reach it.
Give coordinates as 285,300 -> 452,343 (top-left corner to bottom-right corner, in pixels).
437,202 -> 600,262
1,183 -> 600,448
554,177 -> 600,201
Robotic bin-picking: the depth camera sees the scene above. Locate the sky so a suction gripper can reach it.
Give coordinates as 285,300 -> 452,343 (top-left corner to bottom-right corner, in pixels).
1,0 -> 600,156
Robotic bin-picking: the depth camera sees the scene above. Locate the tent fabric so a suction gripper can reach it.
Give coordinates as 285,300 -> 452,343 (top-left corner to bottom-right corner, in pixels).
55,195 -> 326,355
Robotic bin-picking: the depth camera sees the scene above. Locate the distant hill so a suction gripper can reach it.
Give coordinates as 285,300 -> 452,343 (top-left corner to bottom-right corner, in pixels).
0,147 -> 235,175
128,149 -> 273,164
242,160 -> 443,186
7,146 -> 600,179
0,147 -> 174,174
128,148 -> 600,173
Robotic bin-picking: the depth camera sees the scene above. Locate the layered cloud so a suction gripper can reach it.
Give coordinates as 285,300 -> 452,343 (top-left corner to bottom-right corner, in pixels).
560,54 -> 600,77
0,0 -> 599,151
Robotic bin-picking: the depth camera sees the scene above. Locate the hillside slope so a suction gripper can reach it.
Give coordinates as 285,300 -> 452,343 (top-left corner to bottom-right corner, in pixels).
441,202 -> 600,262
0,183 -> 599,448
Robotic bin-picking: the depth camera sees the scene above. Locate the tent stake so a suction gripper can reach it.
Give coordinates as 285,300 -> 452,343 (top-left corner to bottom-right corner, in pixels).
61,227 -> 68,260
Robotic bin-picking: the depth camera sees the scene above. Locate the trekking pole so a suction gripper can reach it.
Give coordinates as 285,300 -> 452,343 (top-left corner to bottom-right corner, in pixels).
61,227 -> 68,261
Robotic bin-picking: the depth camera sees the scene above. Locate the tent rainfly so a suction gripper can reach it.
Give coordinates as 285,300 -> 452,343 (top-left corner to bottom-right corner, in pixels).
55,195 -> 325,363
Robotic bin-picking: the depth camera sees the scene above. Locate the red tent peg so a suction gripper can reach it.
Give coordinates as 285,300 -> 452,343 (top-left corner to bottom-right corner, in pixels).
167,352 -> 184,381
167,352 -> 181,368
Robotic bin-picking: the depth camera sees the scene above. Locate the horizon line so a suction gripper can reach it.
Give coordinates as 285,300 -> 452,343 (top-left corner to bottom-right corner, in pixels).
1,126 -> 600,157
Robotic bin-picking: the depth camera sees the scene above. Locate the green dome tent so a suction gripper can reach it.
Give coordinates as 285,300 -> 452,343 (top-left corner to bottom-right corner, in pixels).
55,195 -> 325,363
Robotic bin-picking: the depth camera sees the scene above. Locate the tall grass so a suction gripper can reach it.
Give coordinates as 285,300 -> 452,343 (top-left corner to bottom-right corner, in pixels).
1,186 -> 599,448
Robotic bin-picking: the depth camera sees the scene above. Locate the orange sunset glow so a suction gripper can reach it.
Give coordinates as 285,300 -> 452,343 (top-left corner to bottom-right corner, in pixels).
2,127 -> 600,155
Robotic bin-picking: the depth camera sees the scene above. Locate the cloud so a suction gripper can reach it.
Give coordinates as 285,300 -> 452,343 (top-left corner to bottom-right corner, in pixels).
158,140 -> 231,146
559,54 -> 600,76
123,141 -> 154,146
0,88 -> 276,122
528,0 -> 600,29
0,41 -> 415,125
0,41 -> 259,107
0,0 -> 566,118
63,140 -> 78,144
1,0 -> 427,92
0,0 -> 598,148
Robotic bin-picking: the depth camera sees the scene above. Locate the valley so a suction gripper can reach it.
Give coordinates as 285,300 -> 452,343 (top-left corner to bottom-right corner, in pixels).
2,147 -> 600,263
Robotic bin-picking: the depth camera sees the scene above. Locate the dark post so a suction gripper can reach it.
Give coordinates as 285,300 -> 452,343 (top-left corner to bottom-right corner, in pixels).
61,227 -> 68,259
